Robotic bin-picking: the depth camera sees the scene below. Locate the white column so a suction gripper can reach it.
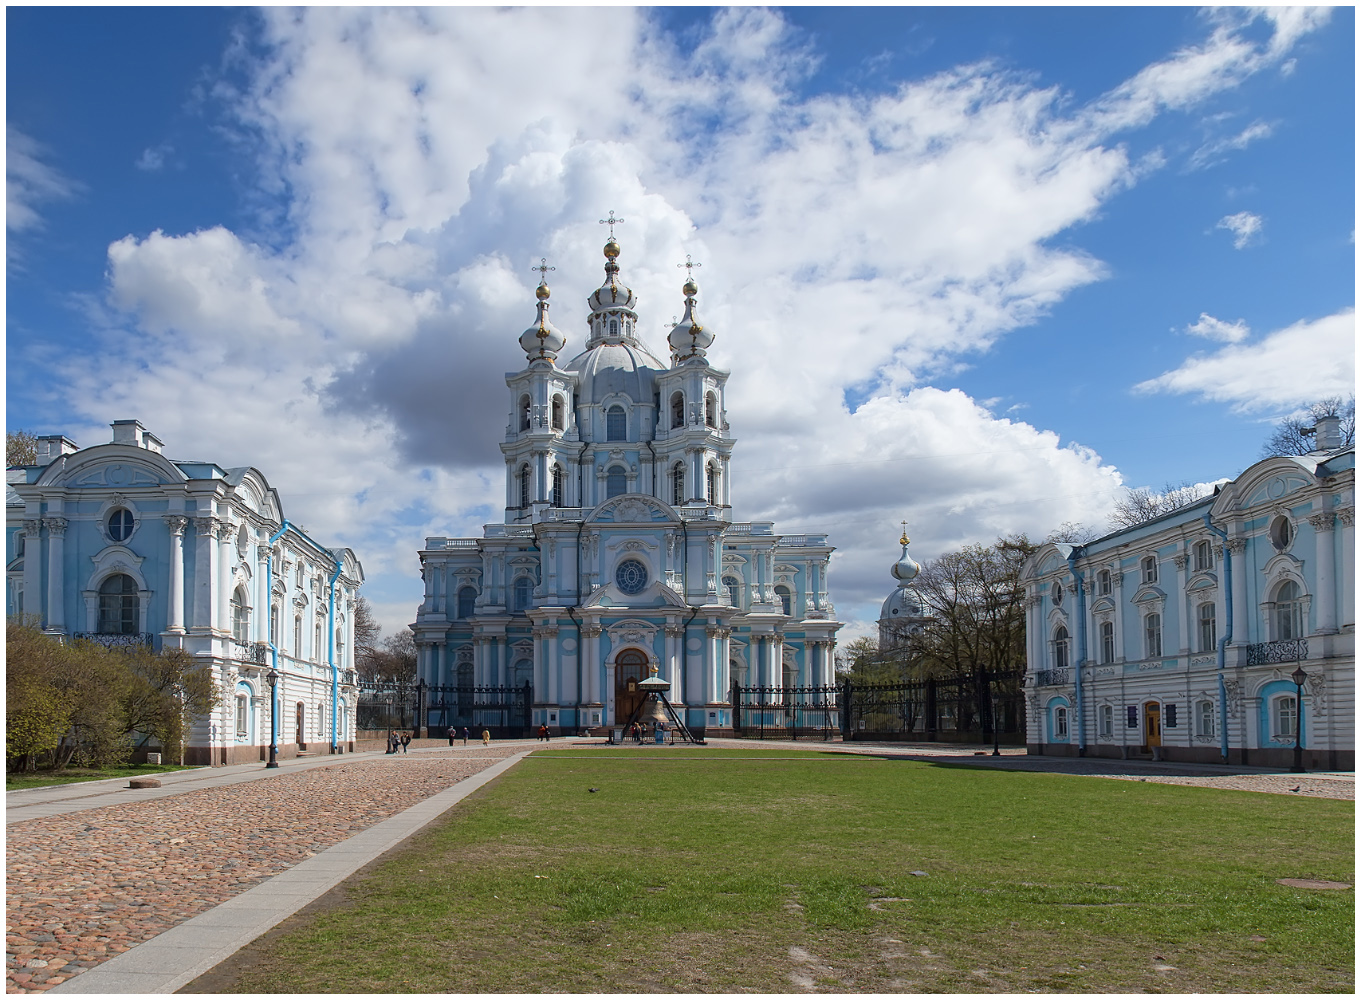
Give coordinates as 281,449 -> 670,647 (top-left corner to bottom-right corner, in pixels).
43,517 -> 67,631
1339,508 -> 1355,630
256,547 -> 270,642
21,519 -> 41,622
584,625 -> 601,705
193,518 -> 217,631
1308,513 -> 1337,634
664,625 -> 680,688
217,522 -> 234,635
165,516 -> 188,633
547,629 -> 560,706
1173,553 -> 1189,654
1228,538 -> 1249,644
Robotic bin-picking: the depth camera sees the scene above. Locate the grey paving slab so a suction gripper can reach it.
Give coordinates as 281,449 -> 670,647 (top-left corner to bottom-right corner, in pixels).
45,750 -> 532,995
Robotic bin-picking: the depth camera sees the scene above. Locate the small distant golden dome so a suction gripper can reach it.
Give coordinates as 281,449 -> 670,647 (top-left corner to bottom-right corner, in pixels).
683,278 -> 698,297
603,239 -> 621,259
536,282 -> 551,301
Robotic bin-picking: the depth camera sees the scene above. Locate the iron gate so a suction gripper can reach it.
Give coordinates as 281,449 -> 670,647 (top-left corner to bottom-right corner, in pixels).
357,679 -> 533,739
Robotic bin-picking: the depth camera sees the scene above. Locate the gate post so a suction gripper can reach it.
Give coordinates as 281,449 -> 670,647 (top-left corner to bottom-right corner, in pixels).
731,679 -> 741,733
840,676 -> 853,740
417,678 -> 428,738
926,677 -> 937,741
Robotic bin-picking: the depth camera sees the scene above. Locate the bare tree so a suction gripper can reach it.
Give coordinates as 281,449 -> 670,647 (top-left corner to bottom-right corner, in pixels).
1108,481 -> 1214,530
7,430 -> 37,467
1045,521 -> 1098,544
1262,396 -> 1355,458
353,596 -> 381,661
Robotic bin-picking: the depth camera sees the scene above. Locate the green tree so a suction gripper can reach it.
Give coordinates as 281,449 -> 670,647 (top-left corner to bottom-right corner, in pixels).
5,622 -> 71,768
7,429 -> 37,467
120,645 -> 220,765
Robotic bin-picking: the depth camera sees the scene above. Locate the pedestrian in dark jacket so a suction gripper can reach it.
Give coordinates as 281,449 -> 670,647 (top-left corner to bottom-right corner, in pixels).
462,727 -> 469,745
447,725 -> 457,747
400,732 -> 411,754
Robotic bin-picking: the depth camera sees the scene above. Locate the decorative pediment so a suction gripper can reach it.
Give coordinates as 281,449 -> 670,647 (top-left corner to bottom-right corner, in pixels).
1243,473 -> 1315,509
1261,551 -> 1305,586
589,495 -> 678,525
1132,585 -> 1165,606
1037,553 -> 1063,575
605,618 -> 658,647
85,545 -> 149,591
1090,597 -> 1115,614
1185,571 -> 1218,591
66,460 -> 175,488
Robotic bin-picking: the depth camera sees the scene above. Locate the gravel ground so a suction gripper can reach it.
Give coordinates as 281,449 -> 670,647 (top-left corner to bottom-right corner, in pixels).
1099,772 -> 1354,798
5,748 -> 520,994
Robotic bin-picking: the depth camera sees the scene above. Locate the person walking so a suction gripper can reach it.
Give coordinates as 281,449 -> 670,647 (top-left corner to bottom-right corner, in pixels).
400,732 -> 411,754
481,728 -> 491,746
462,727 -> 469,746
447,724 -> 457,747
386,731 -> 397,754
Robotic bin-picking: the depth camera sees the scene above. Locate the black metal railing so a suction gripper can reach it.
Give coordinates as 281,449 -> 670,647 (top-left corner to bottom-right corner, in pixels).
730,683 -> 839,740
72,632 -> 154,649
357,679 -> 532,738
839,669 -> 1025,743
1035,668 -> 1070,687
1246,638 -> 1308,666
232,638 -> 269,664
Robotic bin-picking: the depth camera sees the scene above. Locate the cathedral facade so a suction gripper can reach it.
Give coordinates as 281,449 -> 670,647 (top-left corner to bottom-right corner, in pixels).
413,237 -> 842,736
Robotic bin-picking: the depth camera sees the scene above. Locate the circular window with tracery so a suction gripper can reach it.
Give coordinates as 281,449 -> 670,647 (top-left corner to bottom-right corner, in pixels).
615,559 -> 648,595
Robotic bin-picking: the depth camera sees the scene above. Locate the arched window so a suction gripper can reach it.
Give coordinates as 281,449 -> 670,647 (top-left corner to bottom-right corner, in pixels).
1194,540 -> 1213,571
316,620 -> 324,658
1270,516 -> 1294,552
336,627 -> 344,664
671,392 -> 685,429
235,690 -> 250,738
1144,612 -> 1162,658
1196,699 -> 1215,737
551,395 -> 564,431
513,577 -> 533,613
519,464 -> 531,509
724,575 -> 741,607
1274,694 -> 1298,738
1050,582 -> 1063,606
706,463 -> 718,505
609,318 -> 619,337
1141,556 -> 1158,584
1099,704 -> 1113,737
551,464 -> 565,507
108,509 -> 134,542
1273,581 -> 1303,639
705,391 -> 717,427
1099,621 -> 1114,664
512,658 -> 533,688
231,587 -> 250,642
1054,706 -> 1069,740
519,395 -> 531,432
606,405 -> 627,441
457,586 -> 477,619
671,462 -> 685,505
1198,602 -> 1216,653
606,466 -> 626,499
1053,625 -> 1069,669
98,574 -> 138,634
775,585 -> 792,616
271,606 -> 280,645
294,615 -> 303,656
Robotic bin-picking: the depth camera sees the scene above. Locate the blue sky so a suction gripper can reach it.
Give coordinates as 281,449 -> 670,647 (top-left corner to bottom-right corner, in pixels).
7,7 -> 1354,639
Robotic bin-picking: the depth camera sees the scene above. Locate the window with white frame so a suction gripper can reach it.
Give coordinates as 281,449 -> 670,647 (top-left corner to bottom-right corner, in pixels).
1274,695 -> 1297,738
513,577 -> 533,612
270,605 -> 280,645
1100,621 -> 1114,664
1053,626 -> 1069,669
518,395 -> 531,431
706,463 -> 719,505
1194,539 -> 1213,572
775,585 -> 792,616
705,391 -> 717,427
231,587 -> 250,642
551,464 -> 565,507
551,395 -> 564,431
1196,699 -> 1215,737
235,694 -> 249,738
670,392 -> 684,429
1144,612 -> 1162,658
294,615 -> 303,656
1197,602 -> 1216,653
1269,515 -> 1294,552
315,620 -> 324,657
1097,569 -> 1111,595
457,586 -> 476,619
1099,704 -> 1113,737
1273,581 -> 1304,640
1141,556 -> 1158,584
98,574 -> 138,634
1050,581 -> 1063,606
724,575 -> 741,607
108,508 -> 134,542
672,462 -> 685,506
519,465 -> 531,509
1054,706 -> 1069,740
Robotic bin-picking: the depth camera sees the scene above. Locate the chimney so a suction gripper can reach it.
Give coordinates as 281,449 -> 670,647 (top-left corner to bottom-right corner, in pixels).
111,419 -> 146,448
1313,415 -> 1342,453
34,435 -> 79,466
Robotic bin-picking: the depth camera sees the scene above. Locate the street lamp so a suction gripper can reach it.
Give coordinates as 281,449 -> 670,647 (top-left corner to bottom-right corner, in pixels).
1290,663 -> 1307,774
265,666 -> 280,768
991,682 -> 1002,757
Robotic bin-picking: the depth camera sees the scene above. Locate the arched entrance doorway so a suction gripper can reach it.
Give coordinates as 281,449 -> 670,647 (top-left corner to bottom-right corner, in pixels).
614,648 -> 648,726
1143,701 -> 1161,753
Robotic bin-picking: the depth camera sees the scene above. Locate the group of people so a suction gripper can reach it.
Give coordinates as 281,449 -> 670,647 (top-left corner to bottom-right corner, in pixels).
386,730 -> 411,754
444,725 -> 491,746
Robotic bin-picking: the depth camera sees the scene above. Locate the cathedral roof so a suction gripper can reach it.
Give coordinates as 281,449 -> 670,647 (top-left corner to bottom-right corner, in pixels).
563,340 -> 667,404
881,585 -> 923,621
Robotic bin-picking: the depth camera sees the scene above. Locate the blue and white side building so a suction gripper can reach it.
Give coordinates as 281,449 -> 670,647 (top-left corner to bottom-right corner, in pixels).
1022,420 -> 1353,768
6,421 -> 364,764
413,239 -> 843,737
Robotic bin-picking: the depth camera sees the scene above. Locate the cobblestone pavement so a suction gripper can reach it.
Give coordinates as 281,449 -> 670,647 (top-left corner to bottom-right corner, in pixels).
5,748 -> 520,993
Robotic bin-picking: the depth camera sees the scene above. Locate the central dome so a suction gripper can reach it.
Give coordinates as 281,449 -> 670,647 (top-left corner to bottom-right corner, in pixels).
563,340 -> 667,404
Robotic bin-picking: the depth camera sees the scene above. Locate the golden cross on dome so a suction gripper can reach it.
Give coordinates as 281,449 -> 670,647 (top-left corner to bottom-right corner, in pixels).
900,520 -> 910,546
599,210 -> 625,239
531,258 -> 555,280
677,254 -> 703,276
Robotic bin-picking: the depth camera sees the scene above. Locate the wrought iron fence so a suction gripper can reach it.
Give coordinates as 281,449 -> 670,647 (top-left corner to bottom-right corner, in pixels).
730,683 -> 840,740
357,679 -> 533,738
72,632 -> 153,649
840,669 -> 1025,742
1246,638 -> 1308,666
231,639 -> 269,664
1034,668 -> 1069,687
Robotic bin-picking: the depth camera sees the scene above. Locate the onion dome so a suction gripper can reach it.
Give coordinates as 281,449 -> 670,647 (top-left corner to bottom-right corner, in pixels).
519,280 -> 566,362
891,528 -> 920,583
587,238 -> 637,315
667,276 -> 715,361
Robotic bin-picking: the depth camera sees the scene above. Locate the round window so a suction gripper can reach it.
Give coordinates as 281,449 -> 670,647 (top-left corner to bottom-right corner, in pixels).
108,509 -> 134,542
1051,582 -> 1063,606
615,559 -> 648,595
1270,515 -> 1294,552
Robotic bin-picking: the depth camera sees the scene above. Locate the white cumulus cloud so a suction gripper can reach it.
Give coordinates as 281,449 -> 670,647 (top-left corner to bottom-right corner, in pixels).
1185,312 -> 1250,343
1135,309 -> 1355,412
1217,210 -> 1263,248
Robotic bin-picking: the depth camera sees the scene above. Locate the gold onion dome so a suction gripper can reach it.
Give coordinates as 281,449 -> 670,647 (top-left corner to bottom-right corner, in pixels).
668,275 -> 715,361
519,282 -> 566,362
603,239 -> 621,259
588,239 -> 636,313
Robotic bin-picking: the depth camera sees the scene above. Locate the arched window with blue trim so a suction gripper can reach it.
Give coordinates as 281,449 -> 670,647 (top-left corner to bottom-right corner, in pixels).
606,405 -> 627,441
513,577 -> 533,613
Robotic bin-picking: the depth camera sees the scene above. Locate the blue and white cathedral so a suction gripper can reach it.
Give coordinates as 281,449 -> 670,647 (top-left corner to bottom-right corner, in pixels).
413,236 -> 842,736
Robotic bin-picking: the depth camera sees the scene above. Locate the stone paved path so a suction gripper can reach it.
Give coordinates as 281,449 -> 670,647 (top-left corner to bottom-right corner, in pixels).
5,747 -> 521,993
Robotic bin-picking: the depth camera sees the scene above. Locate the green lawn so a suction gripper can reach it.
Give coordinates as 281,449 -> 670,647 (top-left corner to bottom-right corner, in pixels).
5,762 -> 199,791
193,749 -> 1354,993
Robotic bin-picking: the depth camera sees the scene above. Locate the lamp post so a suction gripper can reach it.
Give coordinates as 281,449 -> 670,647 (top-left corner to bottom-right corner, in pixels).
991,679 -> 1001,756
265,667 -> 280,768
1290,662 -> 1307,774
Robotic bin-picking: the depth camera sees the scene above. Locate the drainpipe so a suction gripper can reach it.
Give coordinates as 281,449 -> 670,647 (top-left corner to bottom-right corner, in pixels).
568,517 -> 587,732
328,555 -> 343,753
265,521 -> 290,763
1067,551 -> 1087,757
1203,510 -> 1232,762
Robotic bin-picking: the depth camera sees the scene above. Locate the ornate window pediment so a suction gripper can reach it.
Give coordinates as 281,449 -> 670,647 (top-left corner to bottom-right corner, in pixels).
1132,585 -> 1165,607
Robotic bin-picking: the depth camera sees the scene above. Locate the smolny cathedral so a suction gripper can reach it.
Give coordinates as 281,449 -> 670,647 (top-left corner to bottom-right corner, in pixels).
412,233 -> 843,737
